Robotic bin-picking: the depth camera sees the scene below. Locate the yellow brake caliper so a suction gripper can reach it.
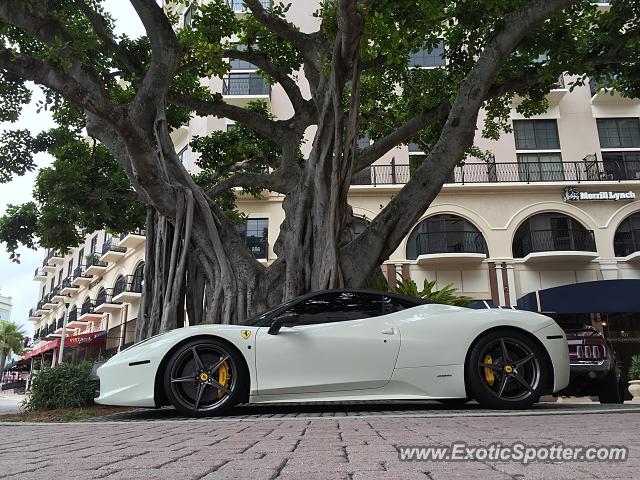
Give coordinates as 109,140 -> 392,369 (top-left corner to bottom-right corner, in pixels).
483,354 -> 495,386
217,357 -> 229,398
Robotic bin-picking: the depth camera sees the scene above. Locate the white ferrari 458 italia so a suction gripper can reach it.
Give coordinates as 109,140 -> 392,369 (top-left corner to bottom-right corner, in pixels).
95,289 -> 570,417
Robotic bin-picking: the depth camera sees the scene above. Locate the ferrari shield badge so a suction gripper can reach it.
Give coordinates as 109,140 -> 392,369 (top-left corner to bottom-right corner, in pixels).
241,330 -> 251,340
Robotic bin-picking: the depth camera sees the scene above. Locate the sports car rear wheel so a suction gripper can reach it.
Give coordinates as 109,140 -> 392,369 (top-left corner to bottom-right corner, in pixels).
164,339 -> 245,417
466,330 -> 547,409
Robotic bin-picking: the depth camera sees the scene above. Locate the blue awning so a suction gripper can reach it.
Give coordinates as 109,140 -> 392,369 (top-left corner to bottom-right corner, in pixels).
517,279 -> 640,314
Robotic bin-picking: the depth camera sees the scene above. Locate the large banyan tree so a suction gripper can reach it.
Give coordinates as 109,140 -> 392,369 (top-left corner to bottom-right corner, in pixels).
0,0 -> 638,338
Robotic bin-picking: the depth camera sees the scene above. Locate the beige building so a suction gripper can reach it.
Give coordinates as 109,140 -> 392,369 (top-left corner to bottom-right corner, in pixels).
25,0 -> 640,364
0,291 -> 12,323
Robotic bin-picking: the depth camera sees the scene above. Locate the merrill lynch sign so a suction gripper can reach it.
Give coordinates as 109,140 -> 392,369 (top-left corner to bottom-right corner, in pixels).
564,187 -> 636,202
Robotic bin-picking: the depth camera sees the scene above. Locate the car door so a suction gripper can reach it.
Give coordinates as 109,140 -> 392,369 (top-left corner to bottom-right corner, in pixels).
255,292 -> 402,395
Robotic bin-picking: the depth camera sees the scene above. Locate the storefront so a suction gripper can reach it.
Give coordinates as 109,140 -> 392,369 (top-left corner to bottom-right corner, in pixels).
517,279 -> 640,380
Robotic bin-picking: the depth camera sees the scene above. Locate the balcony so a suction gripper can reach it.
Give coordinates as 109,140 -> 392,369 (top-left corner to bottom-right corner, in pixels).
100,237 -> 127,263
47,250 -> 65,266
43,293 -> 57,310
84,256 -> 108,276
95,288 -> 123,313
28,308 -> 41,321
414,232 -> 488,266
42,258 -> 56,274
35,299 -> 49,315
71,265 -> 93,287
66,308 -> 88,329
226,0 -> 270,14
60,276 -> 80,296
350,159 -> 640,187
33,267 -> 47,282
119,230 -> 146,249
514,229 -> 598,264
615,235 -> 640,263
222,73 -> 271,106
51,286 -> 67,304
112,275 -> 143,303
79,301 -> 103,322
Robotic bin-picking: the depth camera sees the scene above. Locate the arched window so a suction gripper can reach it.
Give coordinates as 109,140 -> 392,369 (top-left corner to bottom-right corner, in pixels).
406,214 -> 488,260
113,275 -> 126,297
81,297 -> 92,315
614,212 -> 640,257
132,262 -> 144,292
96,287 -> 107,307
513,213 -> 596,258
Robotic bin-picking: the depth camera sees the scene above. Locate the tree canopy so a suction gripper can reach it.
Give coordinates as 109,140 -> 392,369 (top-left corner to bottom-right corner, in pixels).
0,0 -> 637,332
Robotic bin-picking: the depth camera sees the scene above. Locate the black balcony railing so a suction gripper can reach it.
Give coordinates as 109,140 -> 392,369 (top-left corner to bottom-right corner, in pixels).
614,230 -> 640,257
226,0 -> 270,12
96,288 -> 119,307
513,229 -> 597,258
37,299 -> 46,311
113,275 -> 143,297
80,301 -> 96,316
223,74 -> 271,96
350,160 -> 640,186
34,267 -> 46,277
87,256 -> 108,268
29,307 -> 39,318
60,276 -> 75,290
102,237 -> 127,255
56,317 -> 64,329
72,265 -> 89,280
415,232 -> 488,256
119,229 -> 146,241
68,308 -> 78,324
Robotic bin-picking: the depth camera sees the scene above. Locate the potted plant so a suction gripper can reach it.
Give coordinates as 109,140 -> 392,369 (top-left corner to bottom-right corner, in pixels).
629,355 -> 640,400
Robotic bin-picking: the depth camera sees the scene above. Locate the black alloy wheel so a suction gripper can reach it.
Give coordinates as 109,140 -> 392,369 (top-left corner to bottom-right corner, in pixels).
466,329 -> 547,409
163,339 -> 246,417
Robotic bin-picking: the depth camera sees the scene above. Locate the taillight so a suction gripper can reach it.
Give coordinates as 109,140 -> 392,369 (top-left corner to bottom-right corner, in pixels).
573,344 -> 605,360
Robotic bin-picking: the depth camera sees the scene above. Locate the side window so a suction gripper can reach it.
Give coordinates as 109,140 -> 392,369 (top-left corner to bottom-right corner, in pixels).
278,292 -> 392,325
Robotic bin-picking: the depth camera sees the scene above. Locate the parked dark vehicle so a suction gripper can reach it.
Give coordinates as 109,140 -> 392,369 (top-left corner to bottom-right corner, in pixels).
560,327 -> 624,404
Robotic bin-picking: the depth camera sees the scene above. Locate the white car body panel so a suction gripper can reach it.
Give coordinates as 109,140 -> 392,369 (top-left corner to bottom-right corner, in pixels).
95,303 -> 570,408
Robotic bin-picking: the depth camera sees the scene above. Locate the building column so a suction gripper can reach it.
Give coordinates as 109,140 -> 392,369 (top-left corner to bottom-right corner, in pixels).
385,263 -> 396,291
495,263 -> 506,306
505,263 -> 517,306
598,260 -> 619,280
488,261 -> 500,305
401,263 -> 411,280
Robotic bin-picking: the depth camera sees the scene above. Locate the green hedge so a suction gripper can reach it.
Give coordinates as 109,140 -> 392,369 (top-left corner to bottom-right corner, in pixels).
23,361 -> 98,411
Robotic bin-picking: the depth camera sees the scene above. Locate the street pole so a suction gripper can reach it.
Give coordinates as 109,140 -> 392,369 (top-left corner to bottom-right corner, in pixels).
57,299 -> 70,366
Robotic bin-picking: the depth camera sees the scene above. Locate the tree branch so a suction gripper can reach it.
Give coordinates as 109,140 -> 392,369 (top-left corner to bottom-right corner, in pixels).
74,0 -> 143,77
355,100 -> 451,171
341,0 -> 580,283
169,93 -> 290,144
223,48 -> 314,117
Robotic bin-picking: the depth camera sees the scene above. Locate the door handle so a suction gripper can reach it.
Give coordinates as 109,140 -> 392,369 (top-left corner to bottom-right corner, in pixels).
380,328 -> 396,335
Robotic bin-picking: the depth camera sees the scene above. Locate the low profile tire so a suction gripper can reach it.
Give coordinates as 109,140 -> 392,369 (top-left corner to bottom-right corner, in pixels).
466,329 -> 548,410
163,338 -> 246,417
436,398 -> 471,406
599,371 -> 623,404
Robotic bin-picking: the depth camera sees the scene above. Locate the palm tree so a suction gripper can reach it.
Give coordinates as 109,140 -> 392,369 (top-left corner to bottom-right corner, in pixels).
0,320 -> 26,383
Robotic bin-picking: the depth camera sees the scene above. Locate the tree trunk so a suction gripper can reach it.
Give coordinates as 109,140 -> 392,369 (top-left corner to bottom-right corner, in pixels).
0,350 -> 6,382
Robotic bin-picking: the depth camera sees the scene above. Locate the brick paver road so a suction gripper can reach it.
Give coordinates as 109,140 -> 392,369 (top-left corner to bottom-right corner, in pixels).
1,407 -> 639,480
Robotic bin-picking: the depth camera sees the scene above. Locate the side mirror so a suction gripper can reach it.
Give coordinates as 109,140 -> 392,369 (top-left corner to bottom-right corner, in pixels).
267,313 -> 299,335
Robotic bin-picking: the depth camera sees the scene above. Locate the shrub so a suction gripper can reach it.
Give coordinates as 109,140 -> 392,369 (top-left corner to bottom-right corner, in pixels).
23,361 -> 98,411
395,275 -> 473,307
629,355 -> 640,381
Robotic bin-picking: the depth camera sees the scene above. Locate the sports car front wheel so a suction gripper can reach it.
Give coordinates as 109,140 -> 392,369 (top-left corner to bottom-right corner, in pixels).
466,330 -> 547,409
163,339 -> 246,417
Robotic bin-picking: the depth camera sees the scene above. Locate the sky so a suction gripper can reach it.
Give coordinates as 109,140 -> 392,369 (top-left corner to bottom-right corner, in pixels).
0,1 -> 145,336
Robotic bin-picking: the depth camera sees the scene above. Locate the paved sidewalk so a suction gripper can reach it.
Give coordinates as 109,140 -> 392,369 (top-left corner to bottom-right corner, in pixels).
0,393 -> 24,415
0,410 -> 638,480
